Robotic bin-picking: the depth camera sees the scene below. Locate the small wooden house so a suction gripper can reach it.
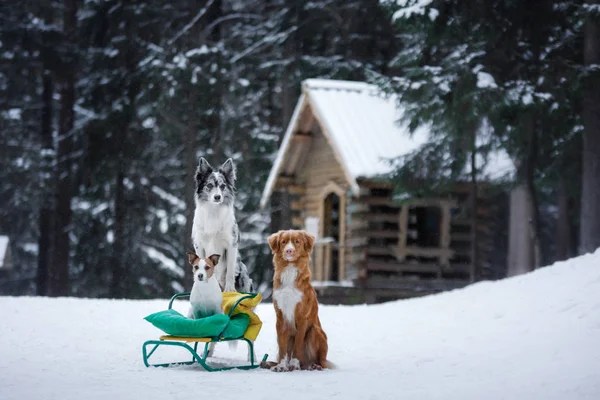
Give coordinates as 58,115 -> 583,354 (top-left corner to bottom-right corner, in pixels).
261,79 -> 515,303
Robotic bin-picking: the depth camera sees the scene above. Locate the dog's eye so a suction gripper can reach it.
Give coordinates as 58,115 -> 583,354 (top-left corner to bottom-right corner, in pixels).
281,240 -> 286,245
220,184 -> 225,190
295,239 -> 299,244
206,184 -> 213,189
193,265 -> 198,270
204,265 -> 210,271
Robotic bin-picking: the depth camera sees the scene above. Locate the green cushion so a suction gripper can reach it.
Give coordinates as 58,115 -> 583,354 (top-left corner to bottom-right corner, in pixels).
144,309 -> 250,339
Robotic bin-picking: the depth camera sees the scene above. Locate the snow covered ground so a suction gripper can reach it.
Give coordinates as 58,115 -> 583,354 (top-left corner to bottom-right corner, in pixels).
2,251 -> 600,400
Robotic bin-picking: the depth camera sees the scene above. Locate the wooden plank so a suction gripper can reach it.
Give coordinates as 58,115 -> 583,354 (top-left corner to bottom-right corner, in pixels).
356,179 -> 394,189
367,262 -> 441,274
357,196 -> 401,207
397,205 -> 408,260
364,275 -> 470,291
439,203 -> 452,266
404,198 -> 458,208
400,246 -> 455,259
291,217 -> 304,228
339,194 -> 347,281
323,242 -> 332,281
349,212 -> 399,223
355,230 -> 399,239
451,233 -> 472,242
365,246 -> 396,256
367,261 -> 471,275
287,185 -> 306,195
276,175 -> 294,186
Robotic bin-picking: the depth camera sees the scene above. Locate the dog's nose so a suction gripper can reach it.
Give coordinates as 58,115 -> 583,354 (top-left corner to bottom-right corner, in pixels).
197,274 -> 204,281
214,194 -> 221,201
285,248 -> 294,255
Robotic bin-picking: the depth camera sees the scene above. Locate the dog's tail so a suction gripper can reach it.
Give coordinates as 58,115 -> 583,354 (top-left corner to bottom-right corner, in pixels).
322,360 -> 337,370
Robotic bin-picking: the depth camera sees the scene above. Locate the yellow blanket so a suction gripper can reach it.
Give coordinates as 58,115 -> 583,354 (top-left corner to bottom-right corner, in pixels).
221,292 -> 263,341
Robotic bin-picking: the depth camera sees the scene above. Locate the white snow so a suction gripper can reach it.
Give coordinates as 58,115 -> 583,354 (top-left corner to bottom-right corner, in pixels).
5,108 -> 22,120
0,235 -> 8,268
151,186 -> 185,210
476,71 -> 498,89
2,251 -> 600,399
390,0 -> 434,21
141,245 -> 184,278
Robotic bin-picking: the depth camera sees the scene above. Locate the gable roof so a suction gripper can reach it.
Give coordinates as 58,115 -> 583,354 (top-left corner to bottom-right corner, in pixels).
260,79 -> 429,207
260,78 -> 515,208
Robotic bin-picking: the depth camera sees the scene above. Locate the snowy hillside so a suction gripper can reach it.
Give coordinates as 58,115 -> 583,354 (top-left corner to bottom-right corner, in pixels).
1,251 -> 600,400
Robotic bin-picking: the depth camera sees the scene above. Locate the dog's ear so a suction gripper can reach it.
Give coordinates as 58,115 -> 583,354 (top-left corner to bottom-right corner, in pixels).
267,232 -> 281,254
302,231 -> 316,254
219,158 -> 236,183
187,252 -> 199,266
196,157 -> 213,177
208,254 -> 221,267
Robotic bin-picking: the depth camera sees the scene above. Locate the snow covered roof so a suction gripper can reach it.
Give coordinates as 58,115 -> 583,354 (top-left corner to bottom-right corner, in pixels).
260,78 -> 515,208
0,235 -> 12,269
260,79 -> 429,207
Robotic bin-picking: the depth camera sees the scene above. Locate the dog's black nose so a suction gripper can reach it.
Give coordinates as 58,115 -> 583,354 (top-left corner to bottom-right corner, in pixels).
214,195 -> 221,201
197,275 -> 204,281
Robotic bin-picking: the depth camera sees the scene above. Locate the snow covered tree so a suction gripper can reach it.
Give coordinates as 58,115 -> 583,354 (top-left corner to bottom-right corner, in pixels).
377,0 -> 586,269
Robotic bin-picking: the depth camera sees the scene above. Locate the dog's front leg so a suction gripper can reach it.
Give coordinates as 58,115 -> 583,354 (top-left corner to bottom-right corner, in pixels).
292,318 -> 308,370
223,245 -> 237,292
272,311 -> 291,372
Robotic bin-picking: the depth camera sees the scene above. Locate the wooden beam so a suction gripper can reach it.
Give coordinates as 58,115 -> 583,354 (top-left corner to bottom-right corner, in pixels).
292,133 -> 312,142
355,230 -> 399,239
404,198 -> 458,208
439,203 -> 452,266
357,196 -> 401,207
365,246 -> 396,256
339,194 -> 347,281
287,185 -> 306,195
356,179 -> 394,189
399,246 -> 455,259
292,217 -> 304,228
367,262 -> 441,274
397,205 -> 408,261
290,200 -> 303,211
349,212 -> 399,223
275,175 -> 294,187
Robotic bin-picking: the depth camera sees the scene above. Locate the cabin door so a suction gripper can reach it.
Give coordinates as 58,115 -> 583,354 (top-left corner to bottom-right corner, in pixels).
322,192 -> 341,281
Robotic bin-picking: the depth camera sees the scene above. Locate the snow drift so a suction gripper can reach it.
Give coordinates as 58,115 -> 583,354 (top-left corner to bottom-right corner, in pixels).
1,250 -> 599,400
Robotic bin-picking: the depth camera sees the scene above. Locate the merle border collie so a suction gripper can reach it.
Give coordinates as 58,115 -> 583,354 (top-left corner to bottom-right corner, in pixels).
191,158 -> 253,293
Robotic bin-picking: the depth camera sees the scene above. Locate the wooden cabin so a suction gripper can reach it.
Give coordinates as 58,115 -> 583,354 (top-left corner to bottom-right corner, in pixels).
260,79 -> 515,304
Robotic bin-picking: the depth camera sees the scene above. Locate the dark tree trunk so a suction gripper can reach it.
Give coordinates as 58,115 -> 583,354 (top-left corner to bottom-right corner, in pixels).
469,135 -> 478,283
110,169 -> 125,298
49,0 -> 77,297
580,0 -> 600,254
37,68 -> 54,296
183,127 -> 196,291
555,177 -> 572,261
525,112 -> 542,268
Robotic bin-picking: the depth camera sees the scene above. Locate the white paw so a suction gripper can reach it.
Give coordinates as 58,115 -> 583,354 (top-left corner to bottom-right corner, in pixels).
224,282 -> 236,292
271,358 -> 289,372
288,358 -> 300,370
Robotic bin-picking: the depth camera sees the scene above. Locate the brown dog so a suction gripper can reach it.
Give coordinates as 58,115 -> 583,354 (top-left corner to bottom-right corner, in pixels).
262,229 -> 333,371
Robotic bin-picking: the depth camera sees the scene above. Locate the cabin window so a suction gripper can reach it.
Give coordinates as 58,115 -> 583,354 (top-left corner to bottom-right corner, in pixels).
409,206 -> 442,248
